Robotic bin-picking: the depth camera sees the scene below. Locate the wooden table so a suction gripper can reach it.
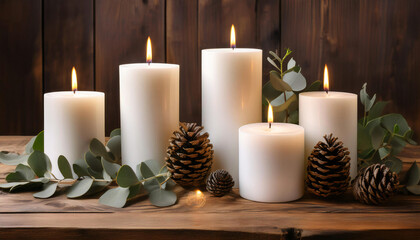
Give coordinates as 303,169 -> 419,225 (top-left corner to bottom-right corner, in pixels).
1,136 -> 419,240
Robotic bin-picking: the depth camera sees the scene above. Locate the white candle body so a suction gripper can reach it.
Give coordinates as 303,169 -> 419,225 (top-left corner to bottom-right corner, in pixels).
299,91 -> 358,178
44,91 -> 105,179
202,48 -> 262,186
120,63 -> 179,170
239,123 -> 305,202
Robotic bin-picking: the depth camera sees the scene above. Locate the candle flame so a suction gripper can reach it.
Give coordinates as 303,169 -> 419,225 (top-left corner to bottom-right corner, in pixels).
72,67 -> 77,93
268,102 -> 273,128
323,64 -> 329,93
230,24 -> 236,49
146,36 -> 152,64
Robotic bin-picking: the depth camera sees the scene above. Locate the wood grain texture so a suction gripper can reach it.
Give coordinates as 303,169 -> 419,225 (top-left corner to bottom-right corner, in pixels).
0,0 -> 43,135
95,0 -> 166,133
166,0 -> 200,123
0,136 -> 420,239
281,0 -> 420,140
43,0 -> 94,92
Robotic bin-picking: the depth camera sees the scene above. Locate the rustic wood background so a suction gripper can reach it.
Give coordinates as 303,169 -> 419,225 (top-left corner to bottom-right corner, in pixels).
0,0 -> 419,139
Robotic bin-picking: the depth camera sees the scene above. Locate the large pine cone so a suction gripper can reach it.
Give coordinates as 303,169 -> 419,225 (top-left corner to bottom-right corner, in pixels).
166,123 -> 213,188
206,169 -> 234,197
353,164 -> 399,204
306,134 -> 351,197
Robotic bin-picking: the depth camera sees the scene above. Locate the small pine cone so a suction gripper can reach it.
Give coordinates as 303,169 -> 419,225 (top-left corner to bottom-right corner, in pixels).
166,123 -> 213,188
353,164 -> 399,205
206,169 -> 234,197
306,134 -> 351,197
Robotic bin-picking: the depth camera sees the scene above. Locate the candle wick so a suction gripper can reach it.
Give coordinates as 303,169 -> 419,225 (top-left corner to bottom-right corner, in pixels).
269,122 -> 271,129
73,89 -> 76,94
148,62 -> 151,66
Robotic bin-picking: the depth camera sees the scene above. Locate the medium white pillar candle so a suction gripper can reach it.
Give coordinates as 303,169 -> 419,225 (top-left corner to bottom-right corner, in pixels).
119,63 -> 179,169
44,89 -> 105,179
299,91 -> 358,178
239,123 -> 305,202
202,26 -> 262,186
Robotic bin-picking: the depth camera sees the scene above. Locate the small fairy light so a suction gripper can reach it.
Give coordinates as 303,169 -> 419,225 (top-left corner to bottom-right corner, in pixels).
186,190 -> 206,208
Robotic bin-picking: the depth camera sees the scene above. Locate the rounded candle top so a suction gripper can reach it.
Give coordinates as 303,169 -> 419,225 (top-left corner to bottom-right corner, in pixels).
299,91 -> 357,99
119,63 -> 179,69
202,48 -> 262,54
44,91 -> 104,98
240,123 -> 304,136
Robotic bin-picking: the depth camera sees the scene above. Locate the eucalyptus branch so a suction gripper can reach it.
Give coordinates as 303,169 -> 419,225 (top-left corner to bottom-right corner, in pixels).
139,172 -> 170,184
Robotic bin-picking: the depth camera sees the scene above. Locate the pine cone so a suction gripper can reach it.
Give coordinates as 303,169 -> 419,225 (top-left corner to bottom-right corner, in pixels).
166,123 -> 213,188
353,164 -> 399,204
206,169 -> 234,197
306,134 -> 351,197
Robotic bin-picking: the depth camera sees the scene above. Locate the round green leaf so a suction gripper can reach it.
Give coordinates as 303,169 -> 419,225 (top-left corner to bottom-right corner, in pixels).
10,182 -> 43,193
381,114 -> 410,135
106,136 -> 121,162
287,57 -> 296,69
283,71 -> 306,91
140,162 -> 155,179
406,161 -> 420,186
144,178 -> 160,193
116,165 -> 139,187
33,182 -> 58,199
0,182 -> 29,189
370,125 -> 386,150
58,155 -> 73,179
0,152 -> 29,165
25,136 -> 36,154
384,156 -> 402,174
99,187 -> 130,208
128,184 -> 144,199
6,164 -> 35,182
406,185 -> 420,195
73,158 -> 89,178
66,178 -> 94,198
28,151 -> 51,177
269,71 -> 292,91
102,158 -> 121,179
110,128 -> 121,138
149,189 -> 177,207
85,151 -> 103,172
32,131 -> 44,152
90,138 -> 113,161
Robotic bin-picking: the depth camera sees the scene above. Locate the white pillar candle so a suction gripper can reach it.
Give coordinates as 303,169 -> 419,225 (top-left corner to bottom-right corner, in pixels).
44,68 -> 105,179
202,25 -> 262,186
299,66 -> 358,178
239,123 -> 305,202
119,37 -> 179,169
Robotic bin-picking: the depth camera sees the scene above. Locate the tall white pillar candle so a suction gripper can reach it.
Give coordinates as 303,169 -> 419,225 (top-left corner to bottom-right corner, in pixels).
45,87 -> 105,178
202,26 -> 262,186
119,63 -> 179,169
239,123 -> 305,202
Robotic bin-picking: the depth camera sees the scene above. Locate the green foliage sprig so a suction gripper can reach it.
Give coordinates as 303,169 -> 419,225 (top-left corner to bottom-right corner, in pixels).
0,129 -> 177,208
358,83 -> 417,174
263,48 -> 322,123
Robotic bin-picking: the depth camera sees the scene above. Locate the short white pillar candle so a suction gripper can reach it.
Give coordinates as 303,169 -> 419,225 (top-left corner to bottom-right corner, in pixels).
239,122 -> 305,202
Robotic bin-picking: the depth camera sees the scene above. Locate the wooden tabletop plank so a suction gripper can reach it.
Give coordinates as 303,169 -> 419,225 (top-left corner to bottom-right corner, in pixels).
0,136 -> 420,239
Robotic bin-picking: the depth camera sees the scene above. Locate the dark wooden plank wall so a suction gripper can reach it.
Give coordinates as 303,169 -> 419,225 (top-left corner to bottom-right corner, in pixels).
0,0 -> 419,140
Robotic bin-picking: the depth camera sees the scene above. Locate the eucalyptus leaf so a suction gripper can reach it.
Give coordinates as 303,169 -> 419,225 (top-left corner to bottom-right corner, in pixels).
305,80 -> 322,92
287,57 -> 296,69
370,125 -> 386,150
106,136 -> 121,162
85,151 -> 103,173
73,158 -> 90,178
0,151 -> 29,165
89,138 -> 113,162
116,165 -> 139,187
149,189 -> 177,207
102,158 -> 121,179
99,187 -> 130,208
384,156 -> 402,173
28,151 -> 51,178
367,101 -> 388,121
110,128 -> 121,138
86,181 -> 110,196
358,124 -> 372,151
267,57 -> 281,71
58,155 -> 73,179
269,51 -> 282,62
88,167 -> 104,179
269,71 -> 292,91
33,182 -> 58,199
31,177 -> 50,183
0,182 -> 29,189
378,147 -> 390,160
389,135 -> 406,156
381,114 -> 410,135
6,164 -> 35,182
10,182 -> 43,192
262,81 -> 283,102
128,184 -> 145,199
283,71 -> 306,91
144,179 -> 160,193
406,185 -> 420,195
272,94 -> 297,112
25,136 -> 36,154
360,83 -> 376,112
140,162 -> 155,179
406,161 -> 420,186
164,178 -> 176,190
271,91 -> 294,106
67,178 -> 94,198
32,131 -> 44,152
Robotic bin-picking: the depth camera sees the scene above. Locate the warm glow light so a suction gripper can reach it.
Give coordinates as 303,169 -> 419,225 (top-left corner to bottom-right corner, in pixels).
323,64 -> 329,93
268,102 -> 273,128
72,67 -> 77,93
146,36 -> 152,64
230,24 -> 236,49
186,190 -> 206,208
